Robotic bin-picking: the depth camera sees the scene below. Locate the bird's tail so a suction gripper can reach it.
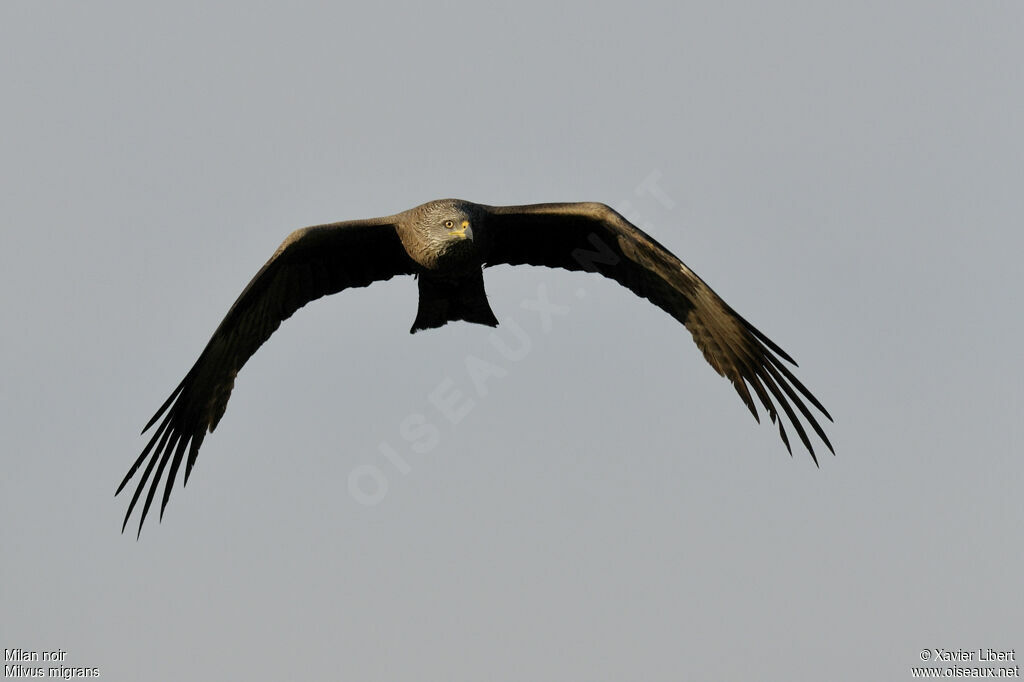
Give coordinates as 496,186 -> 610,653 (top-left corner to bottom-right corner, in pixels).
411,270 -> 499,333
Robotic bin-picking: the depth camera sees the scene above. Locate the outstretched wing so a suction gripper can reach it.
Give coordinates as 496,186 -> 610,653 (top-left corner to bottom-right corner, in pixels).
117,217 -> 417,535
481,202 -> 833,458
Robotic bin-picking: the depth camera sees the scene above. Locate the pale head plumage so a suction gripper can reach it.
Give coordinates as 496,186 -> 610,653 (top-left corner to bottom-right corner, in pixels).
398,198 -> 482,270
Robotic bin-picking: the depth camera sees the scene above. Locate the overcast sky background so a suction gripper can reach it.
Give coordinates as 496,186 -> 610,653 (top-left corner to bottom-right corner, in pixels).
2,2 -> 1021,680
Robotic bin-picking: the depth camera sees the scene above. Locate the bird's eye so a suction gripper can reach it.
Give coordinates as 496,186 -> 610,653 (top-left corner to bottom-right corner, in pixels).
444,220 -> 454,228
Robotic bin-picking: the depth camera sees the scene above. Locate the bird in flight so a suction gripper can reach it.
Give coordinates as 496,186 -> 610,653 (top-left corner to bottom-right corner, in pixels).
117,199 -> 834,535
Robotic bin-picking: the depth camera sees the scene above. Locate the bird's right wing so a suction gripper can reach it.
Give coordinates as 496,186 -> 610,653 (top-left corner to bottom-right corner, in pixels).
117,217 -> 417,535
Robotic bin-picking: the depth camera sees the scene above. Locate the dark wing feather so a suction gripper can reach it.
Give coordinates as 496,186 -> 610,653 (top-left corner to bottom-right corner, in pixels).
117,217 -> 416,535
481,202 -> 833,458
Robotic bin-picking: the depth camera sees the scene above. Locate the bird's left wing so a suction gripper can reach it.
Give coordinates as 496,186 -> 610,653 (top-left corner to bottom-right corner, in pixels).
480,202 -> 833,459
117,217 -> 416,535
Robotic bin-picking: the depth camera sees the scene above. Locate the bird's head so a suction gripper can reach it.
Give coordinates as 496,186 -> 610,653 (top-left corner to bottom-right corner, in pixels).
405,198 -> 483,268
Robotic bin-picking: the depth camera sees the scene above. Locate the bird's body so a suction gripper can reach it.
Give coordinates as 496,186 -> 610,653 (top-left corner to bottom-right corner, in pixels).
118,198 -> 834,535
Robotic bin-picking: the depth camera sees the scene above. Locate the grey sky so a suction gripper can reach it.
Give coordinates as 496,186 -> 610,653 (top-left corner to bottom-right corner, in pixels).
2,2 -> 1021,680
